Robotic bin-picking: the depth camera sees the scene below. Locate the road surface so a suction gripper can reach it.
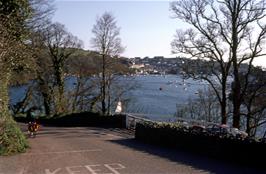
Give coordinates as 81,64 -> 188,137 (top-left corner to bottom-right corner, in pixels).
0,125 -> 264,174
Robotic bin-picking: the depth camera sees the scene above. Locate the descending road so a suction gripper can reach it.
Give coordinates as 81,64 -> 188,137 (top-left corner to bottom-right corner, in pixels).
0,125 -> 264,174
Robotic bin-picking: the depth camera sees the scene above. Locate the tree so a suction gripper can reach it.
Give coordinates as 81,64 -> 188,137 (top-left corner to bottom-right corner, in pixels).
91,12 -> 124,115
25,0 -> 55,115
176,87 -> 221,123
171,0 -> 266,128
239,67 -> 266,136
65,51 -> 100,113
171,1 -> 232,125
105,58 -> 131,115
0,0 -> 36,118
42,22 -> 83,114
27,0 -> 54,30
223,0 -> 266,128
0,0 -> 33,154
6,0 -> 56,116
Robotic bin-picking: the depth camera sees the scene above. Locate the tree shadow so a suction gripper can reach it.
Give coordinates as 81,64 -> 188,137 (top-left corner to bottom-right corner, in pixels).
23,124 -> 133,139
108,138 -> 265,174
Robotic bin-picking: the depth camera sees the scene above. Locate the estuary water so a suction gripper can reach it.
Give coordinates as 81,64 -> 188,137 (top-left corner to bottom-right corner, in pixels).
123,75 -> 206,121
9,75 -> 207,121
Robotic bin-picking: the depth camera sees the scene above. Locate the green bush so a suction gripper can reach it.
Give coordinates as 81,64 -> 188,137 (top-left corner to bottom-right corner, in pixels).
0,118 -> 28,155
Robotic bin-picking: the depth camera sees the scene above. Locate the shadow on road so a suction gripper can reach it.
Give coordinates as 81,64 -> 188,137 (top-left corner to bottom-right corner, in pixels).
20,124 -> 264,174
108,138 -> 265,174
24,125 -> 133,139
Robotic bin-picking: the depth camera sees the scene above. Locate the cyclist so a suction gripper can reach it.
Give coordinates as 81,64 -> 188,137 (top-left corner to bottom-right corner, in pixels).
27,107 -> 40,137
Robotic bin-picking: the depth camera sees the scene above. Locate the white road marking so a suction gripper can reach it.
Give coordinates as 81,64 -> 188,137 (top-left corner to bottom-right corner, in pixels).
84,164 -> 103,174
104,163 -> 126,174
22,149 -> 102,155
66,166 -> 83,174
44,163 -> 126,174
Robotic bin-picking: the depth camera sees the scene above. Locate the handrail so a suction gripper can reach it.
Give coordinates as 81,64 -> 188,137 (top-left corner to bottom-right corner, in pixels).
125,114 -> 155,130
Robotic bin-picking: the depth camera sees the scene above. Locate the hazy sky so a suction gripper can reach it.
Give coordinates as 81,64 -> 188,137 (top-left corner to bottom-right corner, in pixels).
53,0 -> 266,67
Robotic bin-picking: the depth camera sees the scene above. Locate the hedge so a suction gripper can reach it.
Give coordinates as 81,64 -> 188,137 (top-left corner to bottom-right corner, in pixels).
135,121 -> 266,167
15,112 -> 127,128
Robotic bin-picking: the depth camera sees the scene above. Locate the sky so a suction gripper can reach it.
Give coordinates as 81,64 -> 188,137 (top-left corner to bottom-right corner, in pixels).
53,0 -> 182,58
53,0 -> 266,67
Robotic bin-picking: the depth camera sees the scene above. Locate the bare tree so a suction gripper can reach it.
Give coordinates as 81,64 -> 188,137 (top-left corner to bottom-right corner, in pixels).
171,0 -> 266,128
65,53 -> 99,113
176,87 -> 221,123
91,12 -> 124,115
105,58 -> 131,115
27,0 -> 55,30
239,67 -> 266,136
43,22 -> 83,114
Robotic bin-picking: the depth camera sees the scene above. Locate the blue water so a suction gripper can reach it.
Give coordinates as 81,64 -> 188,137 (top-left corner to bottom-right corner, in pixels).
10,75 -> 266,136
9,75 -> 207,121
123,75 -> 206,121
9,84 -> 31,106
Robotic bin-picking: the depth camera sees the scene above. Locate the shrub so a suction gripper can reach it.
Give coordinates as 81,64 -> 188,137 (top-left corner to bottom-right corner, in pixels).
14,111 -> 127,128
135,120 -> 266,167
0,117 -> 28,155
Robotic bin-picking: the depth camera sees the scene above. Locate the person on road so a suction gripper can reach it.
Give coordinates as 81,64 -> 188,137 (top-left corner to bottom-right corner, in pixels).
27,107 -> 40,137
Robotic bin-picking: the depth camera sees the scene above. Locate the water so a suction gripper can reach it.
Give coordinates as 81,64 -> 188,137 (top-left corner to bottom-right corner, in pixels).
123,75 -> 206,121
9,84 -> 31,106
9,75 -> 207,121
9,75 -> 265,136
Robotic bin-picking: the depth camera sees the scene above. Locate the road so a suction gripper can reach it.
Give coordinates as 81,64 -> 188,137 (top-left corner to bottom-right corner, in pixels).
0,125 -> 264,174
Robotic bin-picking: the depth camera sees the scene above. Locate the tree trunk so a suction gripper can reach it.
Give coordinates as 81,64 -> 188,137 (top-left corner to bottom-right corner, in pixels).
38,76 -> 51,116
246,113 -> 251,135
221,101 -> 227,124
43,92 -> 51,116
72,77 -> 81,113
55,64 -> 65,113
101,54 -> 106,115
232,67 -> 241,128
221,77 -> 227,124
107,79 -> 111,115
231,5 -> 241,129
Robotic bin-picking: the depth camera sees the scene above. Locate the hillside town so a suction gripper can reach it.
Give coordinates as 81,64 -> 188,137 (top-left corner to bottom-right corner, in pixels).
128,56 -> 186,75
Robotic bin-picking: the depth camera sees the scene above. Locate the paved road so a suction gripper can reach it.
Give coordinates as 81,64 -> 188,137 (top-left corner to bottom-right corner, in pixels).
0,125 -> 264,174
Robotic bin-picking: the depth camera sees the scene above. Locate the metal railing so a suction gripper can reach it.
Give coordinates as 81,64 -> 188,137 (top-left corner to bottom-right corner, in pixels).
125,114 -> 154,130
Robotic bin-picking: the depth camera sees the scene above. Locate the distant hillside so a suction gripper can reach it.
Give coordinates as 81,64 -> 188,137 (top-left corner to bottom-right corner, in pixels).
127,56 -> 265,75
